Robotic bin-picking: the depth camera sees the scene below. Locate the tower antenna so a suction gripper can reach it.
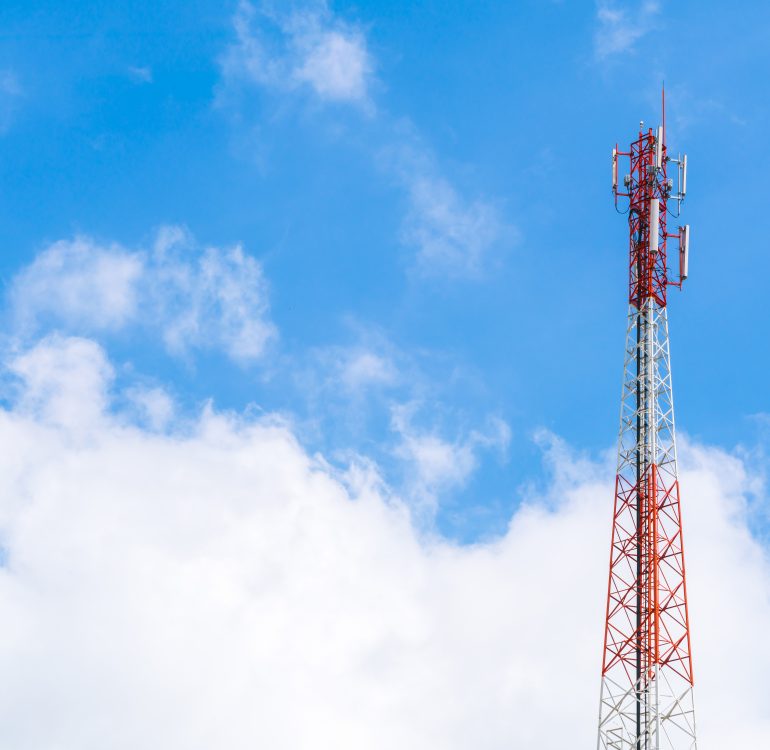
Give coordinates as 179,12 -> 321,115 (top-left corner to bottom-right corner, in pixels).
600,99 -> 695,750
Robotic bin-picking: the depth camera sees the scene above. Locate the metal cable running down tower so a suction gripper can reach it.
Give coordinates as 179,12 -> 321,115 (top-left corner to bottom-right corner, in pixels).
598,94 -> 695,750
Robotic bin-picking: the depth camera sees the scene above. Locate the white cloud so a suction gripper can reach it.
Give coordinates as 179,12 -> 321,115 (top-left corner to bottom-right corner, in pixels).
404,173 -> 503,278
221,4 -> 507,279
125,386 -> 175,431
313,345 -> 399,395
293,26 -> 371,102
9,227 -> 276,365
380,139 -> 506,279
0,337 -> 768,746
11,237 -> 144,332
296,323 -> 407,401
151,227 -> 276,363
340,350 -> 397,390
127,65 -> 153,84
392,404 -> 511,511
594,1 -> 661,59
222,0 -> 373,106
0,69 -> 22,134
7,335 -> 113,432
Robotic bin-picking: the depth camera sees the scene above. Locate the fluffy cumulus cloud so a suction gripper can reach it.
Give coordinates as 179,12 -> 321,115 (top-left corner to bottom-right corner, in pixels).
150,226 -> 275,362
594,0 -> 661,59
0,336 -> 766,748
2,339 -> 596,749
11,237 -> 144,332
9,227 -> 276,365
222,0 -> 373,106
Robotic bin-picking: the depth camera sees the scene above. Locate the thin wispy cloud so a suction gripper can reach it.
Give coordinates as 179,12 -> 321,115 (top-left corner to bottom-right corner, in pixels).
594,0 -> 661,59
295,329 -> 407,414
392,402 -> 511,513
287,327 -> 510,517
220,2 -> 508,279
0,69 -> 22,134
127,65 -> 153,84
370,132 -> 508,278
403,171 -> 502,278
222,0 -> 374,107
326,347 -> 399,393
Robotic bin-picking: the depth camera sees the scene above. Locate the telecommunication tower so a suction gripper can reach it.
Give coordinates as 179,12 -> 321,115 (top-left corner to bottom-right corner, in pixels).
597,94 -> 696,750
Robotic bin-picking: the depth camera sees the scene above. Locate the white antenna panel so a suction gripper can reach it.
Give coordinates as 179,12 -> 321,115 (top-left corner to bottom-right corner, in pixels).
680,225 -> 690,280
649,199 -> 660,254
681,154 -> 688,197
655,126 -> 663,169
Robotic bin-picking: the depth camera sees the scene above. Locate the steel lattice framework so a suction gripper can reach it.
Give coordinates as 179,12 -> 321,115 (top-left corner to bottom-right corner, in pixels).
598,100 -> 695,750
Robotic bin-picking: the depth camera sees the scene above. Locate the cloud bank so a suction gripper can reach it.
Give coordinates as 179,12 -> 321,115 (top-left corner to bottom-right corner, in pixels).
0,336 -> 768,747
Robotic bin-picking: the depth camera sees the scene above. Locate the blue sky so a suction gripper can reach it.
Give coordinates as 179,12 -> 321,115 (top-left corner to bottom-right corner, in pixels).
0,0 -> 769,542
2,3 -> 770,747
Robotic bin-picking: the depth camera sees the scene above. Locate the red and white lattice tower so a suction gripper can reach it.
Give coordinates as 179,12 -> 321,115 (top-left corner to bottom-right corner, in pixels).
597,94 -> 695,750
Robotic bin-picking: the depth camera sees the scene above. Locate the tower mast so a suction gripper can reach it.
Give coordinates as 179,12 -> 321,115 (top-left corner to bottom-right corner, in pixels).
598,99 -> 695,750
